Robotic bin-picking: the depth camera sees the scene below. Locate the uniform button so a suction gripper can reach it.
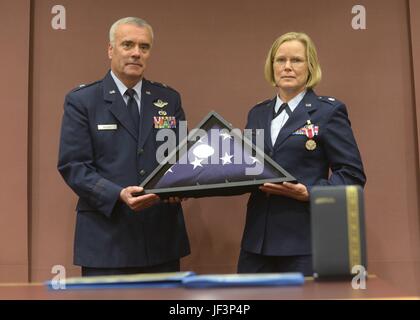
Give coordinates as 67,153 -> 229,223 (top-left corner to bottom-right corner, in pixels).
137,148 -> 144,155
269,152 -> 273,157
140,170 -> 146,176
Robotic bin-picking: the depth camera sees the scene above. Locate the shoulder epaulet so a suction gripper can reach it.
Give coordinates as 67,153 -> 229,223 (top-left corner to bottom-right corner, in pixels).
148,80 -> 177,92
254,99 -> 272,107
70,80 -> 100,93
317,95 -> 342,106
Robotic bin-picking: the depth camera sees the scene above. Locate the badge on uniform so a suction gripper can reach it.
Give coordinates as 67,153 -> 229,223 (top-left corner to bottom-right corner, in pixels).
154,116 -> 177,129
153,99 -> 169,108
304,120 -> 318,151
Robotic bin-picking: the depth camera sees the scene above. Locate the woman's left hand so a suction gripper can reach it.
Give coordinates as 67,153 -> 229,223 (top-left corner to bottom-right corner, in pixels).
259,182 -> 309,202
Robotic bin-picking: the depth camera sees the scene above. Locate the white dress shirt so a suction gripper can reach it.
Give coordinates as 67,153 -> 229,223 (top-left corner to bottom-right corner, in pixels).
271,90 -> 306,145
110,71 -> 142,113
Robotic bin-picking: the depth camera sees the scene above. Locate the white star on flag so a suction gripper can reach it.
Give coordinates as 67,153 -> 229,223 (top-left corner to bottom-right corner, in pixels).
220,132 -> 232,140
220,152 -> 233,165
191,157 -> 204,169
250,156 -> 261,164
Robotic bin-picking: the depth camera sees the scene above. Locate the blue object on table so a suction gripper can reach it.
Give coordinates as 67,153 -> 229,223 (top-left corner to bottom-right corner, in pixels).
182,272 -> 305,288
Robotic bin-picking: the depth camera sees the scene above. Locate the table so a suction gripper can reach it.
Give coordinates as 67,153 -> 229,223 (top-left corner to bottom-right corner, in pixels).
0,276 -> 417,300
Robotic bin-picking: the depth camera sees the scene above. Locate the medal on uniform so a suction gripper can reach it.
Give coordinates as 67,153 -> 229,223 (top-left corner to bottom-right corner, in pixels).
305,139 -> 317,150
305,120 -> 317,151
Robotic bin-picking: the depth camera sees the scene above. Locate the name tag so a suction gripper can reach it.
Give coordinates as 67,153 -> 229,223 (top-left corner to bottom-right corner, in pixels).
97,124 -> 118,130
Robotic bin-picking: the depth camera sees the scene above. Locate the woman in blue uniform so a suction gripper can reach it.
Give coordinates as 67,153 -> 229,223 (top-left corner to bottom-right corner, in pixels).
238,32 -> 366,275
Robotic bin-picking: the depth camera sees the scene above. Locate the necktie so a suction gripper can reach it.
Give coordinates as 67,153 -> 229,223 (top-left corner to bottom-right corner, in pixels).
273,102 -> 292,119
125,89 -> 140,135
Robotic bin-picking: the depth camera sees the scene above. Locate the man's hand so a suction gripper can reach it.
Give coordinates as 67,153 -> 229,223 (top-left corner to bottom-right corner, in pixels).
119,186 -> 159,212
259,182 -> 309,202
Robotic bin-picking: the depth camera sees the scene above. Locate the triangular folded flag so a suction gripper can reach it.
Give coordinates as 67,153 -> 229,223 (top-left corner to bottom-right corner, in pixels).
140,111 -> 295,198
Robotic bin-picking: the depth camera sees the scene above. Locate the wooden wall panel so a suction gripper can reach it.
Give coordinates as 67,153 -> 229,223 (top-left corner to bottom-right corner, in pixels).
408,0 -> 420,293
0,0 -> 30,282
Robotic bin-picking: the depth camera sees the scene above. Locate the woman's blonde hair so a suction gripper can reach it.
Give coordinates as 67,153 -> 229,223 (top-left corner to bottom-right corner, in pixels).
264,32 -> 322,88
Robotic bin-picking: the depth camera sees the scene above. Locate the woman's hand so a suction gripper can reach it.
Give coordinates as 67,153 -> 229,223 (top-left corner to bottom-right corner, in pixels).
259,182 -> 309,202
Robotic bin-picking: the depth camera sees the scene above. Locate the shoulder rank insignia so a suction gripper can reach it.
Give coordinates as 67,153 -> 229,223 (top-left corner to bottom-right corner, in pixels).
153,99 -> 169,108
318,96 -> 339,105
71,80 -> 100,92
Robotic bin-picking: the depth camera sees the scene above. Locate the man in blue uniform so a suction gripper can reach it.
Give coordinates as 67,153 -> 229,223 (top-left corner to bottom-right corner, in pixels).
238,32 -> 366,275
58,17 -> 190,276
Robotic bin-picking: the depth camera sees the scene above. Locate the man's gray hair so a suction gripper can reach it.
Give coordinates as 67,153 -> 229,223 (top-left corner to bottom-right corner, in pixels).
109,17 -> 154,46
